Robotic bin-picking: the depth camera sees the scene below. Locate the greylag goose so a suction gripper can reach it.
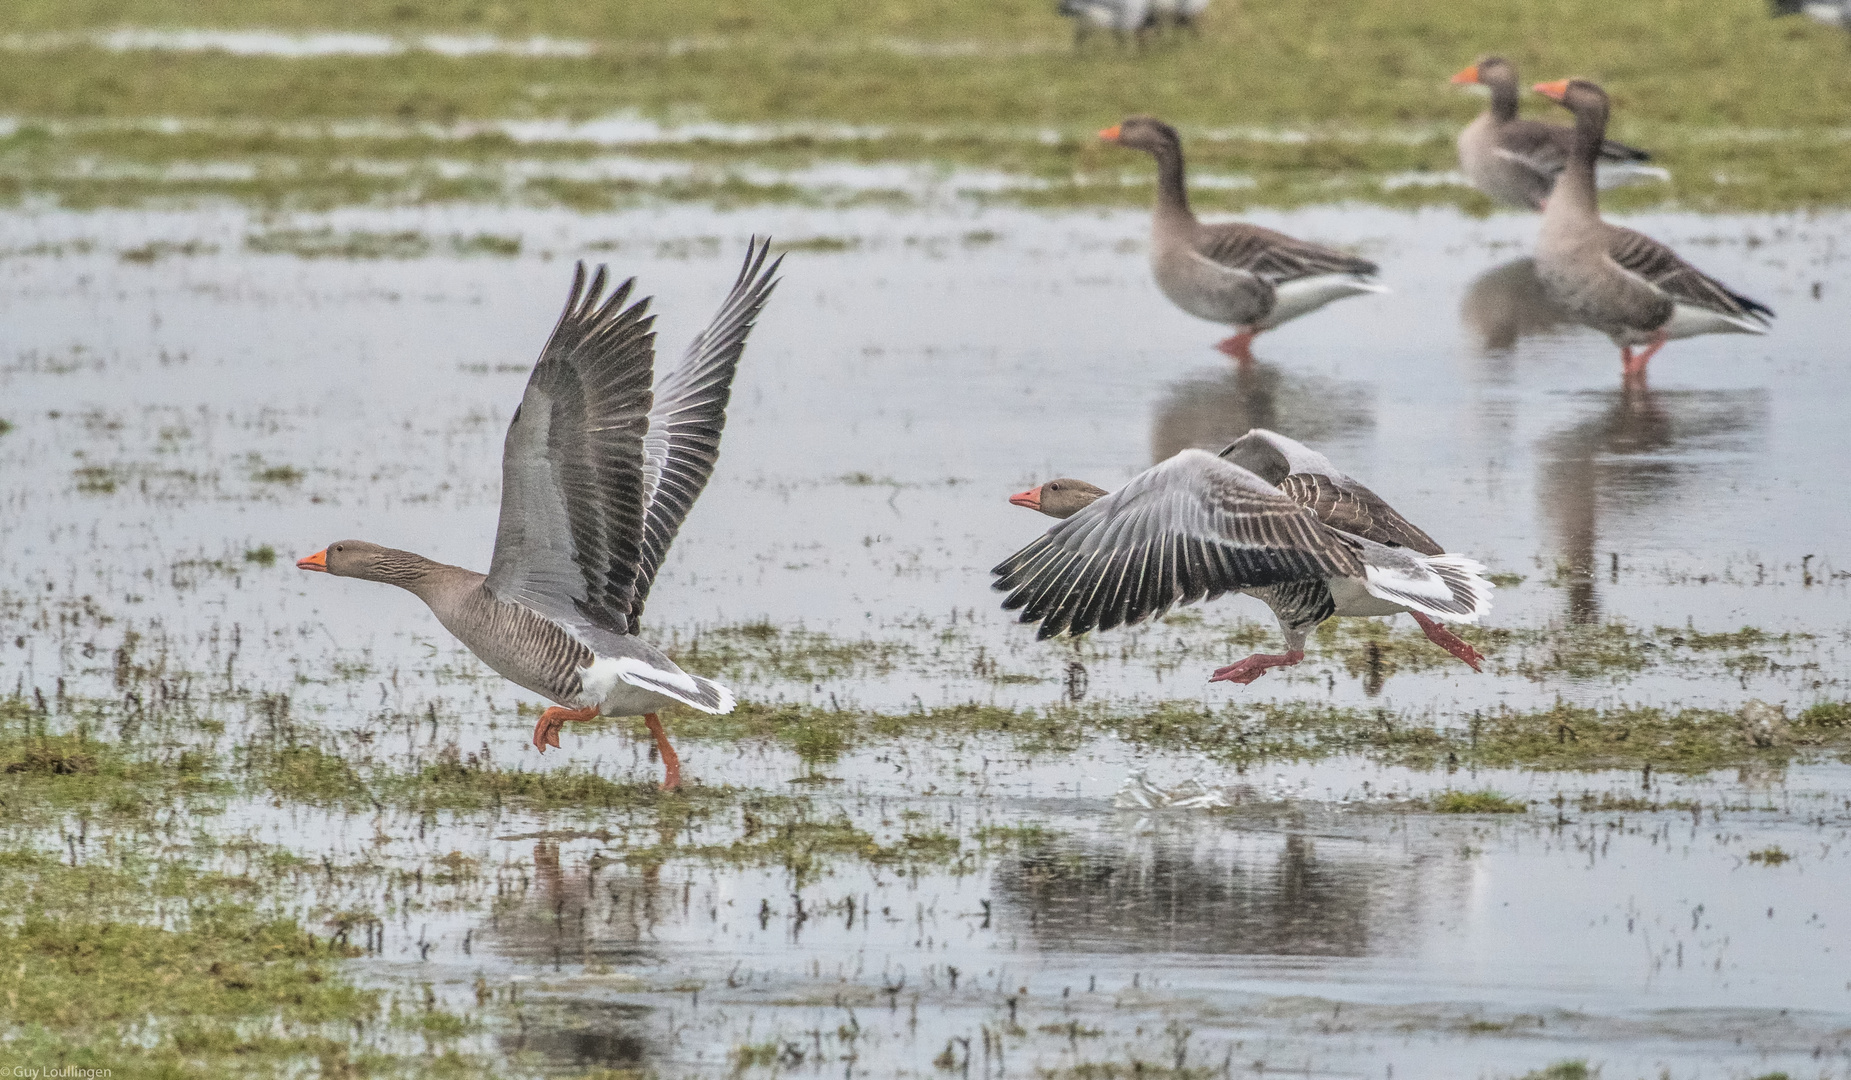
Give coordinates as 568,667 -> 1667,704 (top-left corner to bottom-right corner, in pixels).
1531,79 -> 1772,378
1101,116 -> 1386,364
297,241 -> 781,790
1059,0 -> 1154,45
1451,56 -> 1662,210
996,429 -> 1492,684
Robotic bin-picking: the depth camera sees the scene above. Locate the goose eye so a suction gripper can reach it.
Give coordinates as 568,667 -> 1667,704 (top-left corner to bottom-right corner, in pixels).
1049,482 -> 1061,491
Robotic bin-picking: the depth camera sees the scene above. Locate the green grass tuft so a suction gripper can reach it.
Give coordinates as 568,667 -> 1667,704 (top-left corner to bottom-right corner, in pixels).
1426,789 -> 1527,814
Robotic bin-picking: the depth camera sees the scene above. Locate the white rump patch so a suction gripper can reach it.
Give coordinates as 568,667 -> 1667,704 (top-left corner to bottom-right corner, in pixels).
1260,274 -> 1390,329
1361,553 -> 1494,624
578,655 -> 736,715
614,657 -> 736,715
1664,302 -> 1769,340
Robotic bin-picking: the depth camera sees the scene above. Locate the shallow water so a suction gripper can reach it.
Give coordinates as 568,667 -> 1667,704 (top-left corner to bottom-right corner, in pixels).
3,200 -> 1850,1076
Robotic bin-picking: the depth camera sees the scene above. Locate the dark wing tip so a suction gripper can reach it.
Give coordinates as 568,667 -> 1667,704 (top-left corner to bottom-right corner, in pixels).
1731,289 -> 1775,320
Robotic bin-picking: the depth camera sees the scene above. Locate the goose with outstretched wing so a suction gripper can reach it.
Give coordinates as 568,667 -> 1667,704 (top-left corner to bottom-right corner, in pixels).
298,240 -> 780,789
996,429 -> 1492,684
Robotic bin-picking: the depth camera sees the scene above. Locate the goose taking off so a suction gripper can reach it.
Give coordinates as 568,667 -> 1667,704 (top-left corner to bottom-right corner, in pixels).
298,241 -> 781,790
1101,116 -> 1386,364
995,430 -> 1492,685
1530,79 -> 1772,379
1451,56 -> 1665,210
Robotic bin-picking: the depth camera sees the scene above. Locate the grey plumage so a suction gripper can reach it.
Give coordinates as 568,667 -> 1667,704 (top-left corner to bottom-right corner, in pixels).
301,239 -> 780,771
993,432 -> 1492,648
1532,80 -> 1770,367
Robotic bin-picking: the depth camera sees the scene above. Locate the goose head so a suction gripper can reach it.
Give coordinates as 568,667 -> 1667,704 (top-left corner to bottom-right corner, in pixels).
1008,479 -> 1108,519
297,539 -> 427,585
1532,77 -> 1609,124
1098,115 -> 1181,157
1450,55 -> 1517,93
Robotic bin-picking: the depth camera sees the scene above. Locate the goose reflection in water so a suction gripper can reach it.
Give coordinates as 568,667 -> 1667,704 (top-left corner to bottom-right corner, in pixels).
1149,361 -> 1372,465
1464,257 -> 1770,622
993,824 -> 1464,958
1541,385 -> 1765,622
485,840 -> 660,1070
1460,256 -> 1578,356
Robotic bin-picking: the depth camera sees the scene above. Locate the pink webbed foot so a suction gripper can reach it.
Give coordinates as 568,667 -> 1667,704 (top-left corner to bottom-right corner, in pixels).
532,704 -> 599,751
1410,612 -> 1484,672
1214,330 -> 1258,366
1209,650 -> 1306,685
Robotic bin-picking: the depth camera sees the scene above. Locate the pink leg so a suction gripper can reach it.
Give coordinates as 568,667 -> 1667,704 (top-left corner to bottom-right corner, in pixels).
1209,650 -> 1305,685
644,712 -> 681,791
1214,329 -> 1258,367
1622,331 -> 1668,379
1410,612 -> 1484,672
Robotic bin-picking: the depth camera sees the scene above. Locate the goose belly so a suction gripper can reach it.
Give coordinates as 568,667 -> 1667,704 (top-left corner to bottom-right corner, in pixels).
1255,274 -> 1386,329
1326,575 -> 1409,618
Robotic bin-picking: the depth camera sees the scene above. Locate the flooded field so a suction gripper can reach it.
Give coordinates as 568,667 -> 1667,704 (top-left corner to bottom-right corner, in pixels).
3,198 -> 1850,1077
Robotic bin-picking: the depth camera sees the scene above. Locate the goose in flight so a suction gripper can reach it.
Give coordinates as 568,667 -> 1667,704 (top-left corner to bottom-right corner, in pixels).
1101,116 -> 1386,364
996,430 -> 1492,684
298,240 -> 781,789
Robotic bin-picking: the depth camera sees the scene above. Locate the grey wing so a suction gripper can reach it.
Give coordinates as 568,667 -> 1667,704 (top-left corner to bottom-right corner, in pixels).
1194,221 -> 1377,285
1275,473 -> 1443,556
625,238 -> 782,624
1494,120 -> 1573,182
990,449 -> 1364,639
485,263 -> 656,634
1499,121 -> 1651,178
1607,226 -> 1774,321
1218,428 -> 1442,554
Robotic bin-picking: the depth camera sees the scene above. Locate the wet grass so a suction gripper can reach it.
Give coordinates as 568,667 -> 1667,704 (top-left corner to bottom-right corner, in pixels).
1424,789 -> 1527,813
0,0 -> 1846,211
0,845 -> 496,1076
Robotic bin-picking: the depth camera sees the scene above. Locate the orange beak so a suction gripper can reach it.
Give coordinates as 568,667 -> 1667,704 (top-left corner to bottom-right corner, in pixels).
1532,79 -> 1571,102
1098,125 -> 1122,142
296,548 -> 328,572
1450,64 -> 1480,85
1008,486 -> 1042,511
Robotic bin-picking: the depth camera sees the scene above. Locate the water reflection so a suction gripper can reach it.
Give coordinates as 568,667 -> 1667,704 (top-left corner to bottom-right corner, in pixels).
486,841 -> 661,1069
1539,386 -> 1767,622
1149,362 -> 1373,464
993,824 -> 1460,957
1459,256 -> 1576,355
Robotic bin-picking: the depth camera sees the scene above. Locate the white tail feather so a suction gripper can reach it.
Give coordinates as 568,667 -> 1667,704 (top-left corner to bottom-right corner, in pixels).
613,657 -> 736,714
1361,552 -> 1494,624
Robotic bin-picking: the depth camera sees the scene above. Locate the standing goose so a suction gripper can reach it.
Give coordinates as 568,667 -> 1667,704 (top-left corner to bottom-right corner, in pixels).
996,430 -> 1492,685
1451,56 -> 1662,210
1101,116 -> 1386,364
1531,79 -> 1772,378
297,240 -> 781,790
